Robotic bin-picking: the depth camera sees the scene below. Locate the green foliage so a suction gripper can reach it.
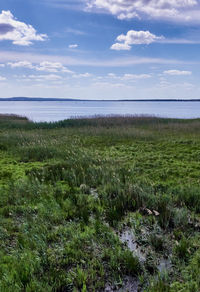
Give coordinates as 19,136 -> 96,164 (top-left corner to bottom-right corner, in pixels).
0,115 -> 200,290
174,186 -> 200,213
148,275 -> 170,292
174,237 -> 190,260
18,146 -> 62,162
170,247 -> 200,291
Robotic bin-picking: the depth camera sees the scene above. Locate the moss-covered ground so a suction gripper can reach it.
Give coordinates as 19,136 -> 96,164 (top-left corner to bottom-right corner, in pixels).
0,114 -> 200,291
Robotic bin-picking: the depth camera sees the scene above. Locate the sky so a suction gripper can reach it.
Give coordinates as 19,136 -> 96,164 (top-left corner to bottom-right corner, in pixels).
0,0 -> 200,99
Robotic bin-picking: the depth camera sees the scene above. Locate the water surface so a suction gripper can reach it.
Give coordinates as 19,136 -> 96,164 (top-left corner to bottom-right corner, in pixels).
0,100 -> 200,122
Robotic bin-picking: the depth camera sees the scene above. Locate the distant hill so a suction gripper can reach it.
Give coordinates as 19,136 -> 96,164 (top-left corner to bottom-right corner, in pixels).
0,97 -> 200,102
0,97 -> 81,101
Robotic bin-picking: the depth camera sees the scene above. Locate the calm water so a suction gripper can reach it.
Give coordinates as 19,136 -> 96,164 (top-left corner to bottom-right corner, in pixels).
0,101 -> 200,122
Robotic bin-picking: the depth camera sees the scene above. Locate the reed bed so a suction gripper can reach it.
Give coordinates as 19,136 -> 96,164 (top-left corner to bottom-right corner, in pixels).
0,115 -> 199,291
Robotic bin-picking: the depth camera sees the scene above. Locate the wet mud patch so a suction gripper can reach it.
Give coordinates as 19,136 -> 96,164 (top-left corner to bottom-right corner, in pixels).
119,229 -> 146,262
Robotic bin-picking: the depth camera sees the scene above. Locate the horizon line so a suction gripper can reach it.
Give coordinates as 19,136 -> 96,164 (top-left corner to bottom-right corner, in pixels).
0,97 -> 200,102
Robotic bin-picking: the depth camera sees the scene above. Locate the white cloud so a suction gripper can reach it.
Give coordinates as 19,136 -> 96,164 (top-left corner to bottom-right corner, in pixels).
111,30 -> 163,50
159,80 -> 194,90
86,0 -> 199,22
29,74 -> 63,81
0,75 -> 6,81
36,61 -> 73,73
0,50 -> 190,67
0,10 -> 47,46
111,43 -> 131,51
0,64 -> 5,67
93,81 -> 125,88
73,72 -> 92,78
69,44 -> 78,48
164,70 -> 192,75
7,61 -> 34,69
108,73 -> 116,78
108,73 -> 151,80
7,60 -> 73,73
122,73 -> 151,80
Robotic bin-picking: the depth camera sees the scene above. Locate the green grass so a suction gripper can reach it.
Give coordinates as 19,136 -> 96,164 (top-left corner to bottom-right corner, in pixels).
0,114 -> 200,291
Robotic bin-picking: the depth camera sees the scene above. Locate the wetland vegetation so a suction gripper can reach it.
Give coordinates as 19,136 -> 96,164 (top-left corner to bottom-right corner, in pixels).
0,114 -> 200,291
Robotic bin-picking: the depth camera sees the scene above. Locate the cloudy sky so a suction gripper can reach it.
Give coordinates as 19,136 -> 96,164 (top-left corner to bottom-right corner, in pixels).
0,0 -> 200,99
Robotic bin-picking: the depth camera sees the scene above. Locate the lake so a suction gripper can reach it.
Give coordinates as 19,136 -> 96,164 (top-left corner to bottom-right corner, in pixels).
0,100 -> 200,122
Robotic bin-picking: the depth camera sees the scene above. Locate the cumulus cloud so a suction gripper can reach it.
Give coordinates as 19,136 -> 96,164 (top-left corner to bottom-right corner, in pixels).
0,23 -> 14,34
86,0 -> 199,22
111,30 -> 163,50
0,10 -> 47,46
111,43 -> 131,51
164,70 -> 192,75
35,61 -> 73,73
69,44 -> 78,48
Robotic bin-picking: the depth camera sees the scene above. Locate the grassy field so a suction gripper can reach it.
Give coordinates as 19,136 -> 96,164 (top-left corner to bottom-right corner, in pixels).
0,114 -> 200,291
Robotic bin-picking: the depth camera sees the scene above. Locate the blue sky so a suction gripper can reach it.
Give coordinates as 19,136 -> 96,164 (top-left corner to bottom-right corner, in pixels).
0,0 -> 200,99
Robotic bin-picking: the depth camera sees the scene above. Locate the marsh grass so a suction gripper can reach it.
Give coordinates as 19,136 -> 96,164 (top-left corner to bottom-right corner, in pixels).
0,115 -> 200,291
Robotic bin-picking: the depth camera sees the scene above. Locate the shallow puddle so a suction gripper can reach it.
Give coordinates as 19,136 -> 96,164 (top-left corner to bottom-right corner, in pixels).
119,229 -> 146,262
158,257 -> 171,273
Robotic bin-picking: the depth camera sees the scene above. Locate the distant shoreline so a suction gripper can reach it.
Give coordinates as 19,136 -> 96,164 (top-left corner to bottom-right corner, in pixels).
0,97 -> 200,102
